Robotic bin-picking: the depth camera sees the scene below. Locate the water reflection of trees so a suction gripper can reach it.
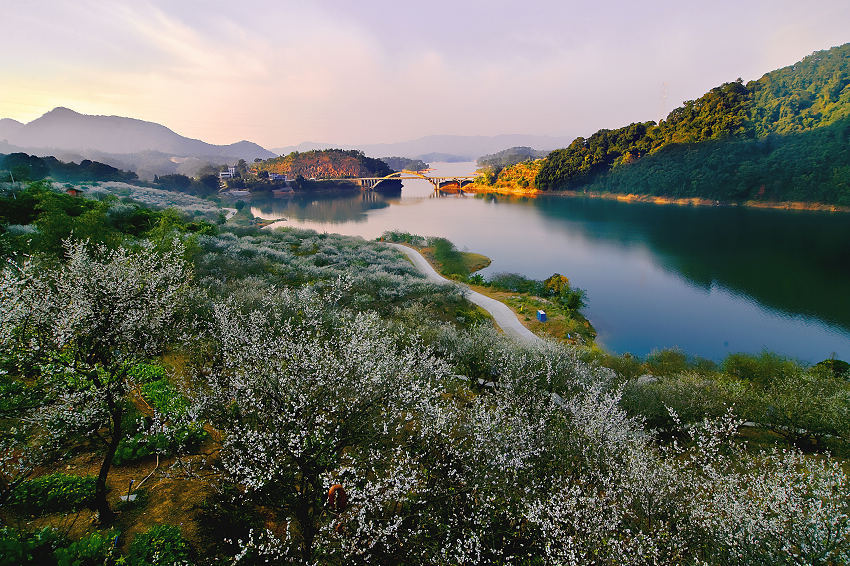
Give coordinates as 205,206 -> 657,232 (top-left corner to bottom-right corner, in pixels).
528,196 -> 850,330
251,192 -> 391,224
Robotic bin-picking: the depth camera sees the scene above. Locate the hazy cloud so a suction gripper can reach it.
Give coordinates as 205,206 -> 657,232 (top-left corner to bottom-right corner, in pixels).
2,0 -> 848,147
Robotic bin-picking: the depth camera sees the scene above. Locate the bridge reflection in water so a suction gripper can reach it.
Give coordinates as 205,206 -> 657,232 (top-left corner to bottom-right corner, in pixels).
249,180 -> 473,224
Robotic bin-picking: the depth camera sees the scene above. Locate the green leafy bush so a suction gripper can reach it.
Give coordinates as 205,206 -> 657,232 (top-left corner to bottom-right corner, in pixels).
112,373 -> 206,465
128,525 -> 191,566
140,378 -> 189,417
113,406 -> 206,466
54,530 -> 119,566
645,348 -> 691,376
9,474 -> 96,515
113,426 -> 206,465
621,372 -> 740,429
113,430 -> 162,465
428,237 -> 467,276
722,351 -> 797,387
0,527 -> 65,566
0,374 -> 34,417
127,362 -> 167,385
379,230 -> 426,246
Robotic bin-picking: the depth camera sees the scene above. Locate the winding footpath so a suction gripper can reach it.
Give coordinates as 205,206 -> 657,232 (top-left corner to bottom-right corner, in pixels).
386,243 -> 542,345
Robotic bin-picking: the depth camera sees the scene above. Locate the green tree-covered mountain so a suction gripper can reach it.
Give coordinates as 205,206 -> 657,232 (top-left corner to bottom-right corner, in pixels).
536,43 -> 850,203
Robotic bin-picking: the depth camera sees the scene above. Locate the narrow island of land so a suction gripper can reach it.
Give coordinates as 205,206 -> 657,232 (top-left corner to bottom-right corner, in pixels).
385,242 -> 540,344
379,232 -> 597,346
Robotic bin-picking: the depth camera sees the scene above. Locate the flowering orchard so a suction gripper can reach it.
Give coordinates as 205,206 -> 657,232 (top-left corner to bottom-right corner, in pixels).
0,183 -> 847,564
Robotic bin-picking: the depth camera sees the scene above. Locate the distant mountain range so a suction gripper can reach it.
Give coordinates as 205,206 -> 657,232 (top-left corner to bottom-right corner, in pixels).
0,107 -> 576,179
272,134 -> 576,163
0,107 -> 275,159
0,107 -> 276,179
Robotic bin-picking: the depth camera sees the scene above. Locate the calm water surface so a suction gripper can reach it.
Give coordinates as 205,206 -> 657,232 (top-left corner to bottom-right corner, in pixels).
252,162 -> 850,363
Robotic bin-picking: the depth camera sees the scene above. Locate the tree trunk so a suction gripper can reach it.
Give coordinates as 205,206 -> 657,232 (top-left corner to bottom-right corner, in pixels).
95,404 -> 123,524
295,493 -> 316,563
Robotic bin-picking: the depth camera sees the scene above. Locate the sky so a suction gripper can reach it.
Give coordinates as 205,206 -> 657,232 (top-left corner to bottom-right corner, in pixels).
2,0 -> 849,148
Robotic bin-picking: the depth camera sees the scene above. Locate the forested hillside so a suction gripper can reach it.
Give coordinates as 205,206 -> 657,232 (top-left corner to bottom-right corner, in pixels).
1,152 -> 138,183
253,149 -> 393,179
535,43 -> 850,203
585,116 -> 850,204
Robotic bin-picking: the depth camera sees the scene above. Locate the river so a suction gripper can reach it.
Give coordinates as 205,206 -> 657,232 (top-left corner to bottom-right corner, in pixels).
251,162 -> 850,363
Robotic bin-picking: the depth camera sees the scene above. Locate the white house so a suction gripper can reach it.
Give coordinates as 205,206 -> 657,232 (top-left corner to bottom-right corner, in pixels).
219,166 -> 237,179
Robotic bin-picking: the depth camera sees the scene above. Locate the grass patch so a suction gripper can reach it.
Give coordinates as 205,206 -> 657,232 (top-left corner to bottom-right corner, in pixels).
380,232 -> 491,278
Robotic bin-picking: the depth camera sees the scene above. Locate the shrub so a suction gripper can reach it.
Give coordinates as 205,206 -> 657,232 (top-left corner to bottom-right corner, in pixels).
488,272 -> 541,294
9,474 -> 96,515
722,351 -> 797,387
621,372 -> 738,429
140,378 -> 189,417
54,530 -> 119,566
428,237 -> 467,276
379,230 -> 426,246
0,527 -> 65,566
645,348 -> 690,376
0,374 -> 35,415
585,351 -> 644,382
113,413 -> 207,466
814,357 -> 850,379
127,362 -> 167,384
128,525 -> 191,566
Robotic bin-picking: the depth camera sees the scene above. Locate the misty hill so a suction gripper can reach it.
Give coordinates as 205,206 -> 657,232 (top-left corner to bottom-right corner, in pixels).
477,146 -> 549,170
0,108 -> 276,179
273,134 -> 574,163
0,118 -> 24,140
380,157 -> 429,172
533,42 -> 850,204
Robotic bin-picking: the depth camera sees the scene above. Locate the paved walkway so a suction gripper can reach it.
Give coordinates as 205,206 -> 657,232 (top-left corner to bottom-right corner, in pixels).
386,243 -> 542,345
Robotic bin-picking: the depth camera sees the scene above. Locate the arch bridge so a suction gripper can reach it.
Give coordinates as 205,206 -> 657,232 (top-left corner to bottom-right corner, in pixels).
337,171 -> 476,192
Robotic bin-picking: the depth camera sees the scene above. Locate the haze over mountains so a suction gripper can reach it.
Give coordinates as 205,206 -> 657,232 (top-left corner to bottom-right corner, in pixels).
0,107 -> 274,159
0,107 -> 279,180
272,134 -> 576,163
0,107 -> 573,178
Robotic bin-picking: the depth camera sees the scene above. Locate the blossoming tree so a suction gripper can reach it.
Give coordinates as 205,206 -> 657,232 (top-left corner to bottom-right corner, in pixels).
200,284 -> 447,563
0,240 -> 189,522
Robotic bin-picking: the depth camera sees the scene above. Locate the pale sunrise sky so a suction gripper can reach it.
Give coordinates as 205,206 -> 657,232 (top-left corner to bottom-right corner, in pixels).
2,0 -> 849,148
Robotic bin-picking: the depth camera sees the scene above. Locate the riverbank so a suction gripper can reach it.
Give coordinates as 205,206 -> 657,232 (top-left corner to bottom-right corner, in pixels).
463,182 -> 850,213
462,181 -> 539,197
380,233 -> 596,346
384,243 -> 541,344
467,284 -> 594,346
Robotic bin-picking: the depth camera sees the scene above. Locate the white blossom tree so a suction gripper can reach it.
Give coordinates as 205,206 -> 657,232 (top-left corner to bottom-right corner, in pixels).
200,283 -> 448,563
0,239 -> 189,522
